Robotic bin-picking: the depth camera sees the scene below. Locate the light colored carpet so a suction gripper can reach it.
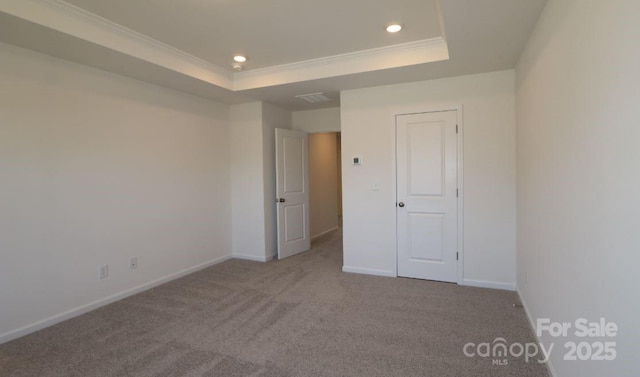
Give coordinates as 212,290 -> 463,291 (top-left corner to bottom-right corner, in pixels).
0,229 -> 548,376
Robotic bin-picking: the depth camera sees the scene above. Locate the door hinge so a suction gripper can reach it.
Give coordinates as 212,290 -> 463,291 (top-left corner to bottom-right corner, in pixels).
456,189 -> 459,198
456,124 -> 459,133
456,252 -> 459,261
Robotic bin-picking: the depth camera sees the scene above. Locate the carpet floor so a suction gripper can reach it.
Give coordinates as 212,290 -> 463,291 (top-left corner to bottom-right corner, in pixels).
0,229 -> 549,377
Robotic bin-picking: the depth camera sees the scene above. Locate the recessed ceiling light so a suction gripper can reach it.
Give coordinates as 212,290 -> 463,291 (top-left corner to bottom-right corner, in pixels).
386,24 -> 402,33
233,55 -> 247,63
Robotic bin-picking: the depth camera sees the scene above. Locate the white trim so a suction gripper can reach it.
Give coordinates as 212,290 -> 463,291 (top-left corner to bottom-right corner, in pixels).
435,0 -> 448,42
311,226 -> 339,240
342,266 -> 396,278
455,106 -> 465,285
392,105 -> 464,284
232,253 -> 274,262
517,288 -> 558,377
0,254 -> 233,345
391,111 -> 399,277
233,38 -> 448,90
461,279 -> 516,291
306,128 -> 341,134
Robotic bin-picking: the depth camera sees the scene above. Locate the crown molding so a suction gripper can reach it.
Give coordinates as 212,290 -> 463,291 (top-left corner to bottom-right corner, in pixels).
0,0 -> 234,89
233,38 -> 449,91
0,0 -> 449,93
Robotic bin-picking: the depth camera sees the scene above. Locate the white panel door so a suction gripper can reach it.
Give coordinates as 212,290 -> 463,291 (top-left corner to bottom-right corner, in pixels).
396,111 -> 458,282
276,129 -> 311,259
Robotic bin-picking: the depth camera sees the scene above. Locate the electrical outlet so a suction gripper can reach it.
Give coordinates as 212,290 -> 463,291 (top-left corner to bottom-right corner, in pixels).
129,257 -> 138,270
99,264 -> 109,279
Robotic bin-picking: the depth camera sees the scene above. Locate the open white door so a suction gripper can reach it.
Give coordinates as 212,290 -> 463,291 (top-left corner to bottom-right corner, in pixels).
275,129 -> 310,259
396,111 -> 459,282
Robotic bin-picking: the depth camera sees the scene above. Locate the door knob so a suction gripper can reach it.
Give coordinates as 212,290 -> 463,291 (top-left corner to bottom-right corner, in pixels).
278,198 -> 285,203
398,202 -> 405,207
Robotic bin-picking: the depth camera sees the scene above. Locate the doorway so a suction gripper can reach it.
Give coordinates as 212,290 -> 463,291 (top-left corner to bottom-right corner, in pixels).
309,132 -> 342,240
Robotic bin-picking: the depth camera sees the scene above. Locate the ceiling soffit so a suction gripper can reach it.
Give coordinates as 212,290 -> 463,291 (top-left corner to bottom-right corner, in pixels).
0,0 -> 449,92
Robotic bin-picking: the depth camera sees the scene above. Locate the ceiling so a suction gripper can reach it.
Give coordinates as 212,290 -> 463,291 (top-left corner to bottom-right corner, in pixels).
62,0 -> 444,71
0,0 -> 547,110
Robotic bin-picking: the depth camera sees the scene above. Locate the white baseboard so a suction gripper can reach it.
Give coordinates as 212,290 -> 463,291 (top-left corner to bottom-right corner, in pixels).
311,226 -> 339,240
232,253 -> 273,262
0,254 -> 232,345
461,278 -> 516,291
342,266 -> 396,278
516,287 -> 558,377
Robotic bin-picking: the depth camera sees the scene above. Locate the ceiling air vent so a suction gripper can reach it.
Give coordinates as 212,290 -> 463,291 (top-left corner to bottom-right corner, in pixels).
295,92 -> 332,104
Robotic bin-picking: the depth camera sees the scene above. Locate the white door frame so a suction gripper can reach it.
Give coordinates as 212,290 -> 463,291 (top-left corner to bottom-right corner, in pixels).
391,105 -> 464,284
